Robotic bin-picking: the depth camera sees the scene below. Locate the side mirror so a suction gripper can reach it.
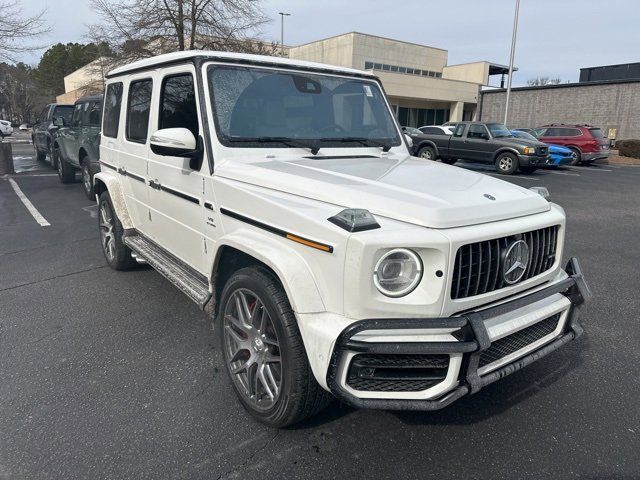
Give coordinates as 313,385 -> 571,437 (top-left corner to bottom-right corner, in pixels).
54,117 -> 65,127
404,134 -> 413,148
150,127 -> 203,169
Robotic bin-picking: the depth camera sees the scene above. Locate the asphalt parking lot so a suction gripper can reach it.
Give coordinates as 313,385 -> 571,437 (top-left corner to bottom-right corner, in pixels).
1,148 -> 639,479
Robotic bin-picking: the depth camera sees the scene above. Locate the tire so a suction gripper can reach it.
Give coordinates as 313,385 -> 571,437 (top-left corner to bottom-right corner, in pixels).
417,146 -> 436,161
98,191 -> 137,270
441,158 -> 457,165
56,146 -> 75,184
219,266 -> 332,427
81,159 -> 94,200
36,148 -> 47,162
49,142 -> 58,169
494,152 -> 519,175
519,166 -> 537,174
568,148 -> 581,166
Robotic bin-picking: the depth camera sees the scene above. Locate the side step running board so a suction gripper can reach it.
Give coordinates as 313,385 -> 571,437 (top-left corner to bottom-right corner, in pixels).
124,233 -> 211,309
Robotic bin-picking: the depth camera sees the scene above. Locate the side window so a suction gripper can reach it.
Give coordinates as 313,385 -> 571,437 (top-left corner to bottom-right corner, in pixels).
453,124 -> 465,138
39,107 -> 49,123
103,82 -> 123,138
71,103 -> 84,127
565,128 -> 582,137
87,102 -> 102,127
159,74 -> 199,138
468,124 -> 488,139
544,127 -> 559,137
126,79 -> 153,143
534,128 -> 547,137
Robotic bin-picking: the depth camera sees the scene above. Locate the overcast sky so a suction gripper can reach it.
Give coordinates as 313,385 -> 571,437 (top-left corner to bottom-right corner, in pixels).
20,0 -> 639,86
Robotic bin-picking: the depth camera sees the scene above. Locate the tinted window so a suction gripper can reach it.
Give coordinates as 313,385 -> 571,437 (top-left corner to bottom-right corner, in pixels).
103,82 -> 123,138
126,79 -> 153,143
559,128 -> 581,137
87,101 -> 102,126
543,127 -> 560,137
53,105 -> 74,124
160,74 -> 199,138
71,104 -> 83,127
589,128 -> 604,139
453,124 -> 465,137
468,124 -> 489,139
420,127 -> 442,135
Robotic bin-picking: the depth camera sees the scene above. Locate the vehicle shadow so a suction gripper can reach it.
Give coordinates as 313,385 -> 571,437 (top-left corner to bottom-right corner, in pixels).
392,335 -> 589,427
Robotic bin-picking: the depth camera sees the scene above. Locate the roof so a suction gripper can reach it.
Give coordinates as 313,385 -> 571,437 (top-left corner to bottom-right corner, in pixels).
107,50 -> 376,78
292,31 -> 447,53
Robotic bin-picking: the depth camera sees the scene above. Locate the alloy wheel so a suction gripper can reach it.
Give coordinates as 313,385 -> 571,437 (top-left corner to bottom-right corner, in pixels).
223,288 -> 282,411
99,202 -> 116,262
82,164 -> 91,196
499,156 -> 513,171
420,150 -> 433,160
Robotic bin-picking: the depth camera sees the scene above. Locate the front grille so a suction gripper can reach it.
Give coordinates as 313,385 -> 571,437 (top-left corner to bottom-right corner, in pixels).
346,354 -> 449,392
479,314 -> 561,369
537,146 -> 549,155
451,225 -> 559,299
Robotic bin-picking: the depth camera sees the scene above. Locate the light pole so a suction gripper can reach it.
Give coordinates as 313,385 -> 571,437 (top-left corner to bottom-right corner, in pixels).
278,12 -> 291,54
504,0 -> 520,125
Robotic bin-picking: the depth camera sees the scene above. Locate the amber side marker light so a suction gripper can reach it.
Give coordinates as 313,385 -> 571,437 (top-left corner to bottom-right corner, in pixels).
286,233 -> 333,252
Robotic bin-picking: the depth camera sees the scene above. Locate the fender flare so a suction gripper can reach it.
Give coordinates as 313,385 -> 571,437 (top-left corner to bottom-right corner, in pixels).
93,171 -> 134,229
213,229 -> 326,314
415,140 -> 439,157
492,147 -> 521,161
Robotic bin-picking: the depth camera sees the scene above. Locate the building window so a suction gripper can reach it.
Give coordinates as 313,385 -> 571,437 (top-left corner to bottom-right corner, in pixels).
364,61 -> 374,70
364,61 -> 442,79
397,107 -> 451,128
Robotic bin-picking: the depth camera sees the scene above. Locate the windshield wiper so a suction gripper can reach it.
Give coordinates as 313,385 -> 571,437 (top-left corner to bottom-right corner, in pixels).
319,137 -> 392,152
225,136 -> 320,154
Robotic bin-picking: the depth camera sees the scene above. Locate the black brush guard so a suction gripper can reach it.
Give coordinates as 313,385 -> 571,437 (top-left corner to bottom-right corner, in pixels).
326,258 -> 592,410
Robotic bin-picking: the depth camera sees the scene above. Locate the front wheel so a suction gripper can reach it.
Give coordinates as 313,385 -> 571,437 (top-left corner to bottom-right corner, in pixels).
98,191 -> 137,270
494,152 -> 519,175
57,147 -> 75,184
569,148 -> 581,165
219,267 -> 331,427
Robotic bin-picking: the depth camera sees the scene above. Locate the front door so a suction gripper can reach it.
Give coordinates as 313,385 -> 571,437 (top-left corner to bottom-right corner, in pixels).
465,124 -> 494,162
146,67 -> 208,273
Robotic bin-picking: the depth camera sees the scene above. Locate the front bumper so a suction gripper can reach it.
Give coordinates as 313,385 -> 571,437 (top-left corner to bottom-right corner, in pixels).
517,154 -> 549,166
326,257 -> 591,410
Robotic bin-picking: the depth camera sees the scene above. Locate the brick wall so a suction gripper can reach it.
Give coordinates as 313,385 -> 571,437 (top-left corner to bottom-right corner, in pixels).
480,81 -> 640,140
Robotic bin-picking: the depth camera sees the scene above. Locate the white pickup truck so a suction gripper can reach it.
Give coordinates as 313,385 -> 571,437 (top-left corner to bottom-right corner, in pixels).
94,51 -> 591,427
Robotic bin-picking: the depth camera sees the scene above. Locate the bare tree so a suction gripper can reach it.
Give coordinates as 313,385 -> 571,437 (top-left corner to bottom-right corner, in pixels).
526,76 -> 562,87
0,1 -> 50,62
89,0 -> 270,64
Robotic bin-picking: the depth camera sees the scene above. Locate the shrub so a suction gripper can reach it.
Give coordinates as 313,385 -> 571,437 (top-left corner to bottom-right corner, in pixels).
617,139 -> 640,159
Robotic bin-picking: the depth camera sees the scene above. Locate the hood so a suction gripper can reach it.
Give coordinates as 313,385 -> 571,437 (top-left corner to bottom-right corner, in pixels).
216,154 -> 550,229
498,137 -> 547,148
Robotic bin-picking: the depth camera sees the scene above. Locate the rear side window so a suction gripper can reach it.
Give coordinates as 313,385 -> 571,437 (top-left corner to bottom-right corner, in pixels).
103,82 -> 123,138
159,74 -> 199,138
559,128 -> 581,137
87,101 -> 102,126
589,128 -> 604,139
126,79 -> 153,143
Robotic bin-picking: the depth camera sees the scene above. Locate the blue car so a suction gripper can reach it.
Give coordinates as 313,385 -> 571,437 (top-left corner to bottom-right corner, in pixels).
511,130 -> 576,166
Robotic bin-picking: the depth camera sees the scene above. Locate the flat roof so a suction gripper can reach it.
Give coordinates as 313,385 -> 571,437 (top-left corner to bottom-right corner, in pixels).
580,61 -> 640,71
292,31 -> 448,53
107,50 -> 376,78
481,77 -> 640,94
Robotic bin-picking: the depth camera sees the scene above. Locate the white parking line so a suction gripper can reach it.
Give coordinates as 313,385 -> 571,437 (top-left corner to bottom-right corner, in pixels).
570,166 -> 612,172
7,178 -> 50,226
545,170 -> 580,177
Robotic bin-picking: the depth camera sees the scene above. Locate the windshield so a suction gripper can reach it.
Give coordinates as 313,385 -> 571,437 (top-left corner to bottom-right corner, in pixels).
511,130 -> 538,142
53,106 -> 74,123
487,123 -> 513,138
208,65 -> 401,149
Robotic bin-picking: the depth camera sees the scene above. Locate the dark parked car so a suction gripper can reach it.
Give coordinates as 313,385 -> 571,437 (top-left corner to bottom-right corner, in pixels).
412,121 -> 550,174
32,103 -> 74,167
533,124 -> 609,164
54,95 -> 103,198
402,125 -> 456,163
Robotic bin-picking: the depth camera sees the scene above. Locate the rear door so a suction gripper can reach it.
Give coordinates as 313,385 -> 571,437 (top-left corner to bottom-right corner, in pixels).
146,67 -> 208,272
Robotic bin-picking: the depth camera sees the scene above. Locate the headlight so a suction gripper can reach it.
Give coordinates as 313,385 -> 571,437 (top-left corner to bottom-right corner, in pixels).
373,248 -> 423,297
523,147 -> 536,154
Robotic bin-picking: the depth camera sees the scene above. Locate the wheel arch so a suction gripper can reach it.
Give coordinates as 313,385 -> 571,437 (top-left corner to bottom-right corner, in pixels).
93,171 -> 134,229
415,140 -> 439,156
492,147 -> 520,160
210,233 -> 326,319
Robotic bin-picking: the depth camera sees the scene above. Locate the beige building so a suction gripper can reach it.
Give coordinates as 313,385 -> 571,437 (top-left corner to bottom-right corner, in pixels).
289,32 -> 512,126
56,57 -> 110,104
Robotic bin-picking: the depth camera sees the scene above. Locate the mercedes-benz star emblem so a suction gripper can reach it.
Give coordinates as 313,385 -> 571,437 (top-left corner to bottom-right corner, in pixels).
484,194 -> 496,200
502,239 -> 530,284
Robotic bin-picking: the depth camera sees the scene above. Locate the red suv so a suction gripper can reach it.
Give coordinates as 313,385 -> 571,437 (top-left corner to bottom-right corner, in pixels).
534,124 -> 610,165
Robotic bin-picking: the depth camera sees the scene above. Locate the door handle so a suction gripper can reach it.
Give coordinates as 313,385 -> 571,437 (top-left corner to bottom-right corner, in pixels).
149,179 -> 161,190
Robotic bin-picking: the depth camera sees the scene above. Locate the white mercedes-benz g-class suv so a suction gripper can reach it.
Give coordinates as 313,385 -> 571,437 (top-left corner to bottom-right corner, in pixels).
94,51 -> 591,427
